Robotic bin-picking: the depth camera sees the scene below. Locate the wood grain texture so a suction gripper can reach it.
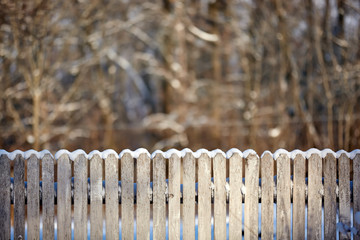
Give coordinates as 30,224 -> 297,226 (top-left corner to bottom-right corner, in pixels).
42,154 -> 54,240
105,153 -> 119,239
293,154 -> 306,240
74,154 -> 88,240
229,153 -> 242,240
57,154 -> 72,240
14,154 -> 25,240
198,153 -> 212,240
323,153 -> 336,240
136,153 -> 150,240
261,152 -> 274,240
354,154 -> 360,240
307,154 -> 322,240
90,154 -> 103,239
121,153 -> 134,240
0,155 -> 11,240
213,153 -> 227,240
182,152 -> 196,240
244,154 -> 259,240
169,154 -> 181,240
276,153 -> 291,239
27,154 -> 40,240
152,153 -> 166,240
338,153 -> 351,240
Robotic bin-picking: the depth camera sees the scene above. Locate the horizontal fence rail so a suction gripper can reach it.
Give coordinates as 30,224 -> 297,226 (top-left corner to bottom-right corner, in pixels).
0,148 -> 359,240
3,177 -> 357,204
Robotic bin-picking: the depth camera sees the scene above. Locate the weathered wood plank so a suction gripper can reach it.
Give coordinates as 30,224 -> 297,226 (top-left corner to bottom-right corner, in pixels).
27,154 -> 40,240
105,153 -> 119,239
338,153 -> 351,240
14,154 -> 25,240
42,153 -> 54,240
182,152 -> 196,240
229,153 -> 242,240
276,153 -> 291,239
169,154 -> 181,240
152,153 -> 166,240
323,153 -> 336,240
261,152 -> 274,240
121,153 -> 134,240
307,153 -> 322,240
244,153 -> 259,240
57,153 -> 72,240
90,154 -> 103,239
74,154 -> 88,240
292,154 -> 306,240
213,153 -> 227,240
136,153 -> 151,240
354,154 -> 360,240
198,153 -> 212,240
0,155 -> 11,240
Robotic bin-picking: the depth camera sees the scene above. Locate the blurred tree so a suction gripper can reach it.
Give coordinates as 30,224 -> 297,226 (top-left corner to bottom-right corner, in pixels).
0,0 -> 359,152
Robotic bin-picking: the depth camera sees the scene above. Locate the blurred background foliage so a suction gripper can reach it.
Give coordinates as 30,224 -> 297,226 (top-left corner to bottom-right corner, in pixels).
0,0 -> 359,153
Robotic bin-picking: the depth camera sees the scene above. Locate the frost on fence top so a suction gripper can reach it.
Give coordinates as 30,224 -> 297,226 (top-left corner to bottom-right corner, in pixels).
0,148 -> 359,161
0,149 -> 52,160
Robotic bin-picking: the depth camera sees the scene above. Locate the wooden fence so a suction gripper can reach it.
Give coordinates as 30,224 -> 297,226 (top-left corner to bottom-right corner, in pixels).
0,148 -> 359,240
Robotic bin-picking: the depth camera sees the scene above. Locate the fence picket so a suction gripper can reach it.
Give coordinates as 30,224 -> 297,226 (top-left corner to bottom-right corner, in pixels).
27,154 -> 40,240
307,153 -> 322,240
14,154 -> 25,240
293,154 -> 306,240
324,153 -> 336,240
244,153 -> 259,240
121,153 -> 134,240
90,154 -> 103,239
42,153 -> 54,239
261,152 -> 274,240
105,153 -> 119,239
182,152 -> 196,240
198,153 -> 212,240
229,153 -> 242,240
153,153 -> 166,240
169,154 -> 181,240
0,155 -> 11,239
74,154 -> 88,240
136,153 -> 151,240
354,154 -> 360,240
339,153 -> 351,240
213,153 -> 227,240
57,153 -> 72,240
276,154 -> 291,239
